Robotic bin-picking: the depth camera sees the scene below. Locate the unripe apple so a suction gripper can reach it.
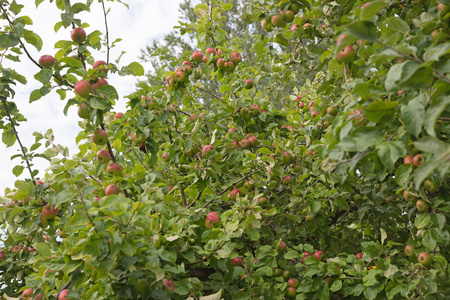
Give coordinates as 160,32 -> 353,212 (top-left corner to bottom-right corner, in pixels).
313,250 -> 324,261
162,152 -> 170,162
289,2 -> 301,14
107,163 -> 122,176
417,252 -> 431,266
274,268 -> 283,276
202,144 -> 215,156
105,184 -> 120,196
240,107 -> 250,117
244,79 -> 254,89
92,129 -> 108,145
231,52 -> 242,64
282,175 -> 292,184
248,136 -> 258,147
224,60 -> 235,72
240,139 -> 251,148
404,155 -> 413,165
356,252 -> 363,259
205,48 -> 217,56
415,199 -> 429,212
286,286 -> 297,299
424,179 -> 438,192
96,149 -> 111,163
281,152 -> 292,164
326,106 -> 338,116
74,80 -> 94,98
258,197 -> 269,207
229,188 -> 242,200
261,19 -> 273,32
132,132 -> 145,144
71,27 -> 86,43
77,102 -> 90,119
271,14 -> 286,28
42,204 -> 58,219
232,257 -> 244,267
403,190 -> 417,202
22,288 -> 33,300
163,278 -> 175,295
292,164 -> 301,173
282,270 -> 291,280
404,245 -> 414,256
39,55 -> 55,68
192,50 -> 203,62
277,241 -> 287,252
93,78 -> 108,89
413,154 -> 423,166
336,45 -> 355,63
284,10 -> 295,23
134,279 -> 147,294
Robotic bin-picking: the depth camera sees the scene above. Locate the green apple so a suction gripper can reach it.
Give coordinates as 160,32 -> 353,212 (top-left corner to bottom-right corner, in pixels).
271,14 -> 286,28
415,199 -> 429,212
424,179 -> 438,192
132,132 -> 146,144
77,102 -> 90,119
92,129 -> 108,145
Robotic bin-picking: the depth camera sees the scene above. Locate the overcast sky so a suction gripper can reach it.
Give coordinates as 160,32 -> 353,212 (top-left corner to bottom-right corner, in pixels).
0,0 -> 193,194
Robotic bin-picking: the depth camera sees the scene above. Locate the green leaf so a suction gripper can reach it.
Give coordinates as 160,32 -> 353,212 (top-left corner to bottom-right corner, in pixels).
12,165 -> 24,176
100,85 -> 118,100
330,280 -> 342,292
360,1 -> 385,21
275,34 -> 289,47
376,142 -> 407,170
254,266 -> 272,277
423,230 -> 437,251
22,29 -> 42,51
414,136 -> 449,154
54,190 -> 77,207
386,17 -> 410,35
194,3 -> 209,18
29,89 -> 42,102
395,164 -> 412,186
346,21 -> 378,42
34,69 -> 53,84
350,127 -> 384,151
200,289 -> 223,300
2,129 -> 16,147
364,101 -> 398,123
122,62 -> 144,76
36,242 -> 51,257
423,42 -> 450,62
121,237 -> 137,256
401,94 -> 425,138
284,250 -> 299,259
415,214 -> 430,229
424,95 -> 449,137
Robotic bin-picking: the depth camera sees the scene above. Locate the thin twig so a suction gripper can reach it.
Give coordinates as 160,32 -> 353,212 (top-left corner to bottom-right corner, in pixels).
76,187 -> 98,233
179,184 -> 187,207
56,280 -> 72,300
100,0 -> 110,64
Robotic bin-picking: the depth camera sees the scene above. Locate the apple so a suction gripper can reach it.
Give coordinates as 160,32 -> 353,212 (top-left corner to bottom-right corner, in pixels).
244,79 -> 254,89
93,78 -> 108,89
248,136 -> 258,146
92,129 -> 108,145
361,2 -> 372,9
162,152 -> 170,162
12,245 -> 22,255
202,144 -> 215,156
74,80 -> 94,98
216,58 -> 225,68
232,257 -> 244,267
224,60 -> 235,72
311,110 -> 319,118
0,251 -> 5,259
114,112 -> 123,120
282,270 -> 291,280
96,149 -> 111,163
415,199 -> 429,212
107,163 -> 122,176
281,152 -> 292,164
229,188 -> 242,200
356,252 -> 363,259
404,155 -> 413,165
258,197 -> 269,207
437,3 -> 450,14
71,27 -> 86,43
36,180 -> 44,185
205,211 -> 220,229
42,204 -> 58,219
277,241 -> 287,252
22,288 -> 33,300
289,2 -> 301,14
163,278 -> 175,295
93,60 -> 108,72
404,245 -> 414,257
205,48 -> 216,56
413,154 -> 423,166
231,52 -> 242,64
77,102 -> 90,119
183,64 -> 192,74
282,175 -> 292,184
291,24 -> 298,31
261,19 -> 273,32
240,107 -> 250,117
403,190 -> 417,202
271,14 -> 286,28
326,106 -> 338,116
192,50 -> 203,62
39,55 -> 55,68
105,184 -> 120,196
231,140 -> 240,149
274,268 -> 283,276
287,278 -> 299,288
240,139 -> 251,149
417,252 -> 431,266
228,127 -> 237,134
286,286 -> 297,299
292,165 -> 301,173
35,294 -> 43,300
284,10 -> 295,23
313,250 -> 324,261
424,179 -> 438,192
132,132 -> 146,144
336,45 -> 355,63
250,104 -> 259,113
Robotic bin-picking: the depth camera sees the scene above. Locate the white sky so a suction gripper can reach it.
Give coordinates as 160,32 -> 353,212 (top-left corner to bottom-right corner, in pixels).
0,0 -> 192,194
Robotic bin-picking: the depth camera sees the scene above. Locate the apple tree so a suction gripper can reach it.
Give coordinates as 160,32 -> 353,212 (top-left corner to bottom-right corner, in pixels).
0,0 -> 450,299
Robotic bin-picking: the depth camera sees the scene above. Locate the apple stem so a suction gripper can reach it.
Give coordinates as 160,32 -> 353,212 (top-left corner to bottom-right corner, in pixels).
179,185 -> 187,207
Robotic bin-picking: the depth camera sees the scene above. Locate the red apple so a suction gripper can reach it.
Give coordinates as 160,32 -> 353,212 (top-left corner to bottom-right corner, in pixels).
336,45 -> 355,63
356,252 -> 363,259
58,289 -> 69,300
413,154 -> 423,166
132,132 -> 146,144
22,288 -> 33,300
404,155 -> 413,165
282,175 -> 292,184
277,241 -> 287,252
93,78 -> 108,89
240,139 -> 251,148
248,136 -> 258,146
287,278 -> 299,288
205,48 -> 217,56
42,204 -> 58,219
216,57 -> 225,68
403,190 -> 417,202
74,80 -> 94,98
361,2 -> 372,9
229,188 -> 242,200
92,129 -> 108,145
205,211 -> 220,229
107,163 -> 122,176
271,14 -> 286,28
250,104 -> 259,113
93,60 -> 108,72
192,50 -> 203,62
231,140 -> 240,149
114,112 -> 123,120
415,199 -> 429,212
313,250 -> 324,261
162,152 -> 170,162
105,184 -> 120,196
71,27 -> 86,43
39,55 -> 55,68
404,245 -> 414,257
12,245 -> 22,255
417,252 -> 431,266
163,278 -> 174,295
244,79 -> 254,89
202,145 -> 215,156
96,149 -> 111,163
224,60 -> 235,72
281,152 -> 292,164
286,286 -> 297,299
311,110 -> 320,118
231,52 -> 242,64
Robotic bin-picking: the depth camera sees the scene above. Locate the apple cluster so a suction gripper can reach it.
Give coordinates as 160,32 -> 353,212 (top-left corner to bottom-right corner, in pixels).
260,1 -> 303,32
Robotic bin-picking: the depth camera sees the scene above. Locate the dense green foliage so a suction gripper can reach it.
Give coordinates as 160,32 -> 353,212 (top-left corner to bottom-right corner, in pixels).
0,0 -> 450,299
